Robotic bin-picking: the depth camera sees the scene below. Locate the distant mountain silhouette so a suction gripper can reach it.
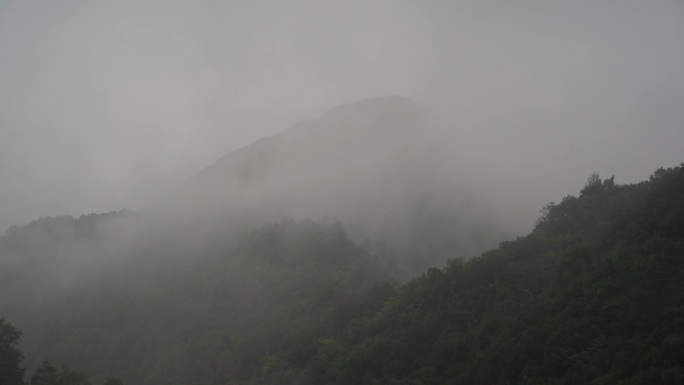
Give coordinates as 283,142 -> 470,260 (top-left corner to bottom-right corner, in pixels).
185,96 -> 512,272
195,96 -> 427,182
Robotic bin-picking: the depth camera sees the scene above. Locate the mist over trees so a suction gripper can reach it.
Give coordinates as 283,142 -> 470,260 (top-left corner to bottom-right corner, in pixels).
168,96 -> 520,273
1,162 -> 683,384
1,1 -> 682,383
1,317 -> 123,385
1,95 -> 682,384
0,317 -> 25,385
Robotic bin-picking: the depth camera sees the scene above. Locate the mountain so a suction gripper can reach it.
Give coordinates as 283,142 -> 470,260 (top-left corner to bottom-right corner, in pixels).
2,164 -> 683,384
0,214 -> 389,385
4,95 -> 681,384
281,165 -> 684,385
195,96 -> 428,182
181,96 -> 515,272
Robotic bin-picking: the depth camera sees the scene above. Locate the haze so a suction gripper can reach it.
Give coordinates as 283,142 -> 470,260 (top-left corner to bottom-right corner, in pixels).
1,0 -> 683,232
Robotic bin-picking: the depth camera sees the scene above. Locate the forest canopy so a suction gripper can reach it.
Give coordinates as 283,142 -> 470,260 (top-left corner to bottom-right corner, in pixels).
1,164 -> 683,384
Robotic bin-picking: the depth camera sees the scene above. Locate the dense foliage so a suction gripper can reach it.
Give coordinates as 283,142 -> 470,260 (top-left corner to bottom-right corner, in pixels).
0,317 -> 26,385
0,318 -> 122,385
1,216 -> 389,384
1,164 -> 683,384
286,165 -> 684,384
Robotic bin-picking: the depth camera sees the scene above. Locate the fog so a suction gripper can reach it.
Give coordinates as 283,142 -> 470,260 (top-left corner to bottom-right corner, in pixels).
1,0 -> 683,232
2,3 -> 684,383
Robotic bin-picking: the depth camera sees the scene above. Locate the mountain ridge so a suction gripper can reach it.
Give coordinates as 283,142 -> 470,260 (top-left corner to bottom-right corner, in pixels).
2,164 -> 682,384
194,95 -> 429,181
179,96 -> 512,272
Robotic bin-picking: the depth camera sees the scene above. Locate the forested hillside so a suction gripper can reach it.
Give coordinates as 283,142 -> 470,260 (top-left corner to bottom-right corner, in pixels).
0,215 -> 390,384
285,165 -> 684,384
1,317 -> 122,385
1,164 -> 683,384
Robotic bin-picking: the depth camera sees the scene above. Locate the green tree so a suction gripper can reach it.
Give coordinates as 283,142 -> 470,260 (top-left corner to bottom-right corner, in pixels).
30,361 -> 91,385
55,368 -> 90,385
0,317 -> 26,385
29,361 -> 58,385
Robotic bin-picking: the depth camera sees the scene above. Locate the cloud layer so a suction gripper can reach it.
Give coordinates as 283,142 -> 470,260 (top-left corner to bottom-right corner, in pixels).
1,0 -> 682,231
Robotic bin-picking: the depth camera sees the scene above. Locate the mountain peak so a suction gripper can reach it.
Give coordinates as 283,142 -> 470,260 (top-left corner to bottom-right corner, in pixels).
195,96 -> 435,182
327,95 -> 422,111
322,95 -> 426,122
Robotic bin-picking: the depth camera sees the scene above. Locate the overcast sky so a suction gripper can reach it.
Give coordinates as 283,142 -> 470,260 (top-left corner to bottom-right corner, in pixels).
1,0 -> 683,231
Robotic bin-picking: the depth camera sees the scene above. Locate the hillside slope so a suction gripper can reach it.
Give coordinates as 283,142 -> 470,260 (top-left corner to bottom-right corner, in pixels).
0,216 -> 389,385
181,96 -> 516,272
285,164 -> 684,385
2,164 -> 682,384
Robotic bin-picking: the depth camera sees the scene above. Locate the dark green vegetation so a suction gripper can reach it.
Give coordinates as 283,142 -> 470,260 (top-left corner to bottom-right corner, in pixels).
2,164 -> 683,384
0,317 -> 121,385
298,165 -> 684,385
0,216 -> 389,384
1,317 -> 26,385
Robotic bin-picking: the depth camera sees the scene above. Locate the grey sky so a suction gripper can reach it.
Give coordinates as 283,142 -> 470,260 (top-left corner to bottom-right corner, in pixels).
1,0 -> 683,231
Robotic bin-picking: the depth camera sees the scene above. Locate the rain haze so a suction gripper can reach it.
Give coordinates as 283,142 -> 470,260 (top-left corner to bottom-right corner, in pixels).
3,3 -> 684,384
1,0 -> 683,232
